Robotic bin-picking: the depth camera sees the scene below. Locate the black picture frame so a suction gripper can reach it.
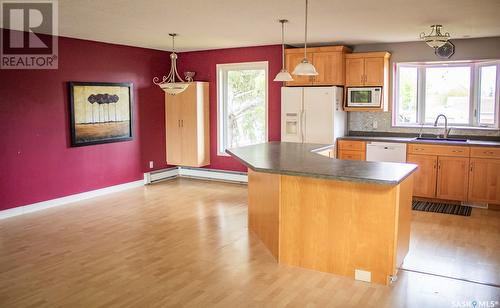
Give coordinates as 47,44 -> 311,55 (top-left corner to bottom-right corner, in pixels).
68,81 -> 133,147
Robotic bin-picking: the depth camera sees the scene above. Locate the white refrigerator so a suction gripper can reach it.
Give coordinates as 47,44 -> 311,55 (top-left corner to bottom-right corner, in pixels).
281,86 -> 346,147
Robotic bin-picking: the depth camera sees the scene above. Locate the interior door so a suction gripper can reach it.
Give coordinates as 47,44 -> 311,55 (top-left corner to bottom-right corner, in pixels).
436,156 -> 469,201
281,87 -> 303,143
165,94 -> 183,165
406,154 -> 437,198
468,158 -> 500,204
285,51 -> 313,86
303,87 -> 333,144
312,52 -> 343,85
345,58 -> 364,86
179,84 -> 199,166
364,57 -> 385,86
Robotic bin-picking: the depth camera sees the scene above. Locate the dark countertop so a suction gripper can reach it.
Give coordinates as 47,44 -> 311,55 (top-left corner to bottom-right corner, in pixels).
226,142 -> 417,185
340,135 -> 500,147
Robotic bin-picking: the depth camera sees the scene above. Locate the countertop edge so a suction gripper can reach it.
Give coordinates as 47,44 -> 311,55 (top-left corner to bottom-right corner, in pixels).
338,136 -> 500,147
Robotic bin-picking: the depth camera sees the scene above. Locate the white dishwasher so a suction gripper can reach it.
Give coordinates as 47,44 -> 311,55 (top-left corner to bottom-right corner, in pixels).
366,142 -> 407,163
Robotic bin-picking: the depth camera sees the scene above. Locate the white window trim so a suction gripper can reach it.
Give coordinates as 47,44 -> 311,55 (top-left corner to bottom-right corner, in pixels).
393,60 -> 500,129
216,61 -> 269,156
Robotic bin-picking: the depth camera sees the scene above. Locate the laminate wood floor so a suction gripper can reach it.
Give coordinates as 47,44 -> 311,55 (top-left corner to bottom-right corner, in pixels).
1,178 -> 499,307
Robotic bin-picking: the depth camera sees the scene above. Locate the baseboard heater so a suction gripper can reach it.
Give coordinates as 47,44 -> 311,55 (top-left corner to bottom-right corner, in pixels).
144,167 -> 248,184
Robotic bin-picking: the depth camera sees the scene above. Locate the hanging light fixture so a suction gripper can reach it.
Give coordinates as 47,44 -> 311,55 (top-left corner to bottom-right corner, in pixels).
292,0 -> 318,76
420,25 -> 451,49
274,19 -> 293,82
153,33 -> 189,95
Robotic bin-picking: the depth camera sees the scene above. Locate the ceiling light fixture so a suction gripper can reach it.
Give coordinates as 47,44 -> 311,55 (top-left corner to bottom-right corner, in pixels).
293,0 -> 318,76
420,25 -> 451,49
153,33 -> 189,95
274,19 -> 293,82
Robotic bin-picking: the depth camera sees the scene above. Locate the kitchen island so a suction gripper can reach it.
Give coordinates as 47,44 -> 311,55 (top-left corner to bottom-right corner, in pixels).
227,142 -> 417,285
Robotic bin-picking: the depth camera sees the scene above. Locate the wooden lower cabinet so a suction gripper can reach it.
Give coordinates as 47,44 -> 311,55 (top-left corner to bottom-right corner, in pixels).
468,158 -> 500,204
338,150 -> 365,161
436,156 -> 469,202
406,154 -> 437,198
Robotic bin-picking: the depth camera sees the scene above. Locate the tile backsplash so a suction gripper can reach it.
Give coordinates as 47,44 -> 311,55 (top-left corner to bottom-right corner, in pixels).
348,112 -> 500,137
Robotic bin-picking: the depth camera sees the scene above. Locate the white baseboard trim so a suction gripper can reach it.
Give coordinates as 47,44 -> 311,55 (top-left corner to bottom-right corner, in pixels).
179,167 -> 248,183
144,166 -> 248,184
143,167 -> 179,184
0,180 -> 144,220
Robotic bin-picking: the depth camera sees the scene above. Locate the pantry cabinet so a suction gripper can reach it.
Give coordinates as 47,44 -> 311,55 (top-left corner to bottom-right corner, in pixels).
284,46 -> 351,86
165,82 -> 210,167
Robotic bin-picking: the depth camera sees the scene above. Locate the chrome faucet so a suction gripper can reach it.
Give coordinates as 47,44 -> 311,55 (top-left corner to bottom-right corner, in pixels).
433,114 -> 451,138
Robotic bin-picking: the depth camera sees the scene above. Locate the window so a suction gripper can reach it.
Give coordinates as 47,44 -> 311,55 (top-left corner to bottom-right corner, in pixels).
394,61 -> 500,128
217,62 -> 268,155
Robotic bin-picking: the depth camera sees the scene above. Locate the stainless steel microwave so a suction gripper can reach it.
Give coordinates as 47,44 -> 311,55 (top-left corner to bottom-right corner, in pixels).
346,87 -> 382,108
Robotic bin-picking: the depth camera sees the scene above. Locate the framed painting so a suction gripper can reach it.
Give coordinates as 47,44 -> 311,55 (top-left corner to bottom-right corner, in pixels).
68,82 -> 133,147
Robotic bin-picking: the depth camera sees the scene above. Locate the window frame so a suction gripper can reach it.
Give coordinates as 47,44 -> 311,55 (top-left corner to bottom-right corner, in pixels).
393,60 -> 500,129
216,61 -> 269,156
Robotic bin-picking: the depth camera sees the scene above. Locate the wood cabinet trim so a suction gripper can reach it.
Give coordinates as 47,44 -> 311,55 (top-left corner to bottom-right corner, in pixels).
345,52 -> 391,59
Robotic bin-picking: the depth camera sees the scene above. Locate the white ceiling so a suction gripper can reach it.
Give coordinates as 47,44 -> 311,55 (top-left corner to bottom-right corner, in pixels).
55,0 -> 500,51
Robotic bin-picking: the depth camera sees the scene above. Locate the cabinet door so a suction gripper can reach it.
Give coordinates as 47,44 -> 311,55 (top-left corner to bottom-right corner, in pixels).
468,158 -> 500,204
364,57 -> 385,86
285,51 -> 313,86
407,154 -> 437,198
345,58 -> 364,86
338,150 -> 365,161
312,52 -> 344,85
165,95 -> 183,165
436,156 -> 469,202
179,85 -> 199,166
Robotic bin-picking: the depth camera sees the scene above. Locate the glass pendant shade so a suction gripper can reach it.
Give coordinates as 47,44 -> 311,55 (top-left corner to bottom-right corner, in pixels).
293,0 -> 318,76
153,33 -> 190,95
274,69 -> 294,81
293,59 -> 318,75
420,25 -> 450,49
274,19 -> 293,82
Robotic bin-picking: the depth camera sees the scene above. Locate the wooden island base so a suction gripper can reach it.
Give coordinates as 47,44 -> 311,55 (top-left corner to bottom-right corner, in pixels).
248,169 -> 414,285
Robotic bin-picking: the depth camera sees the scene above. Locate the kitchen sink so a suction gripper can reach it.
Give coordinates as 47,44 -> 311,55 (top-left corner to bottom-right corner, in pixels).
414,137 -> 468,142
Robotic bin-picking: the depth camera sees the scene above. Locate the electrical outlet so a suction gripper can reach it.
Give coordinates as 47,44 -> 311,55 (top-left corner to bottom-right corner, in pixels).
373,120 -> 378,129
149,161 -> 154,169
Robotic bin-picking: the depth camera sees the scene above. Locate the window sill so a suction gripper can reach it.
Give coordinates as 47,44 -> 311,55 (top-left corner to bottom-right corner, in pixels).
392,124 -> 499,131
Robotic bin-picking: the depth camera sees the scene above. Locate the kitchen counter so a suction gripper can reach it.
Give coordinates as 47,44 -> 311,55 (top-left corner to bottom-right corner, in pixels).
339,136 -> 500,147
226,142 -> 417,185
227,141 -> 415,285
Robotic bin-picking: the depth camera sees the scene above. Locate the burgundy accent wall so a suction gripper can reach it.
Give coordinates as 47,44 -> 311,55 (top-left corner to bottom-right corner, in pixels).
0,34 -> 170,211
177,45 -> 282,172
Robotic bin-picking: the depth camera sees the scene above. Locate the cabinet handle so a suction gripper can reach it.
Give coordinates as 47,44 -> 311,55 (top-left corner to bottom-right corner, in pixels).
452,150 -> 462,153
438,162 -> 441,170
470,162 -> 473,172
181,120 -> 184,127
178,120 -> 181,127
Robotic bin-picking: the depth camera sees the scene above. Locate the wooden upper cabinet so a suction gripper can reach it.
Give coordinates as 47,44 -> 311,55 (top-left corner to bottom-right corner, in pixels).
364,57 -> 385,86
407,154 -> 437,198
345,58 -> 364,86
285,52 -> 312,86
436,156 -> 469,202
165,82 -> 210,167
345,52 -> 390,87
312,51 -> 345,85
284,46 -> 351,86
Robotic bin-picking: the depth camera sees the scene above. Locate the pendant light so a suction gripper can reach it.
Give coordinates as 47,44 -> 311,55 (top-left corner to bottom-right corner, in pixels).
153,33 -> 189,95
274,19 -> 293,82
420,25 -> 451,49
292,0 -> 318,76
